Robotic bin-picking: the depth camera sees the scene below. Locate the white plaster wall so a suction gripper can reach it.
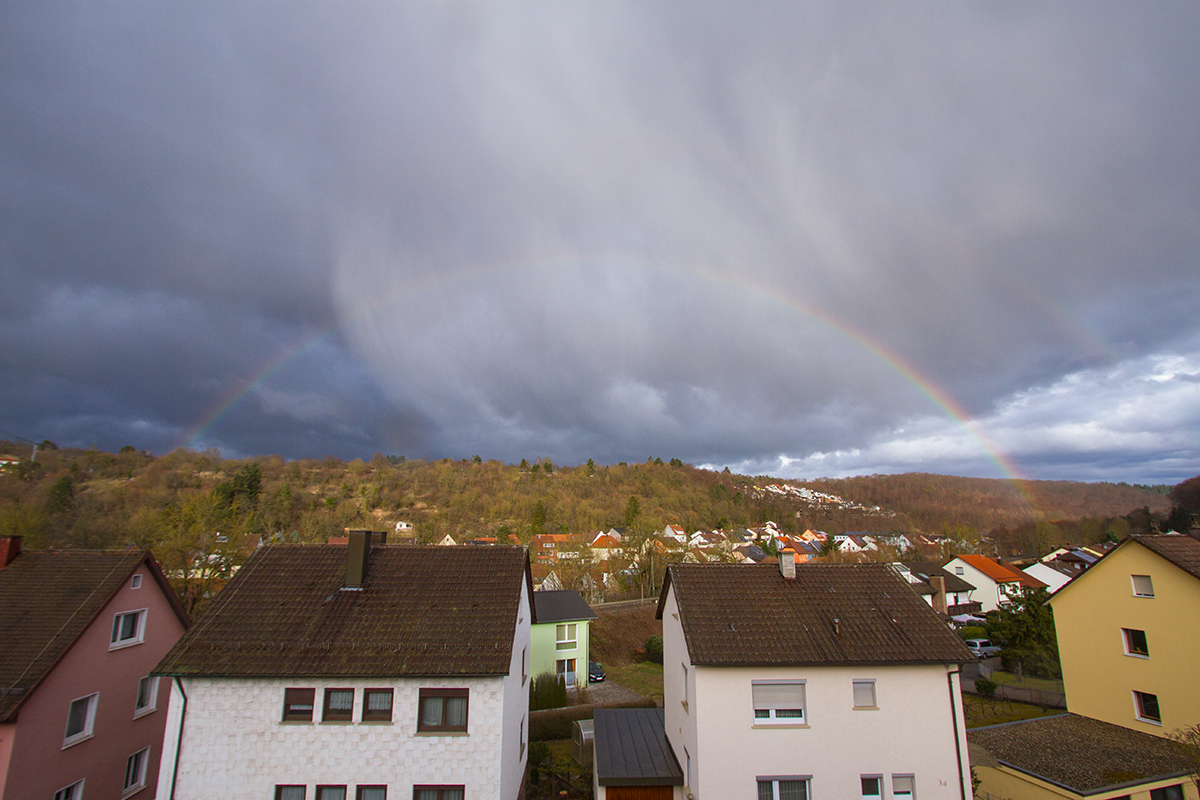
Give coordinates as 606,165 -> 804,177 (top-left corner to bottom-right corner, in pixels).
161,674 -> 511,800
660,587 -> 697,794
686,662 -> 969,799
945,558 -> 1002,612
1022,563 -> 1071,594
499,577 -> 533,800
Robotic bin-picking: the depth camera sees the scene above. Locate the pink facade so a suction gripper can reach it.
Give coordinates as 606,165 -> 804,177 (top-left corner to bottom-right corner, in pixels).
1,560 -> 188,800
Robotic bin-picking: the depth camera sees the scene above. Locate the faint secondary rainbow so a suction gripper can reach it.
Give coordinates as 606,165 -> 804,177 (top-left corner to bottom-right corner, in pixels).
183,257 -> 1037,511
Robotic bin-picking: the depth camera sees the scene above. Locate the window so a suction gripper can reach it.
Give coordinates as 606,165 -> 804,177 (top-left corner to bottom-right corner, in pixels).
1123,628 -> 1149,657
682,664 -> 689,711
323,688 -> 354,722
64,692 -> 98,746
110,610 -> 146,649
954,566 -> 964,576
757,777 -> 809,800
556,658 -> 577,687
283,688 -> 316,721
892,775 -> 915,798
134,675 -> 159,717
861,776 -> 882,798
1132,574 -> 1155,597
275,787 -> 306,800
520,715 -> 526,757
556,623 -> 577,651
418,688 -> 468,732
853,680 -> 877,708
122,747 -> 149,797
316,788 -> 346,800
752,681 -> 806,724
1135,691 -> 1162,724
363,688 -> 393,722
54,779 -> 84,800
413,787 -> 463,800
1150,787 -> 1184,800
522,646 -> 528,683
130,574 -> 142,589
357,788 -> 386,800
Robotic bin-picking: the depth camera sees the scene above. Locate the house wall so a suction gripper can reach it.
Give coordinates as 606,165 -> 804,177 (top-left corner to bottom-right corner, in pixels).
501,578 -> 533,800
1023,562 -> 1072,594
158,675 -> 513,800
1052,541 -> 1200,737
973,764 -> 1199,800
945,557 -> 1005,612
661,587 -> 970,800
529,618 -> 590,685
0,724 -> 11,791
1,562 -> 185,800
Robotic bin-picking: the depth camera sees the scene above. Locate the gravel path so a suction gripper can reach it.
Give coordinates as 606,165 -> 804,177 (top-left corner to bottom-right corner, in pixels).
578,679 -> 651,705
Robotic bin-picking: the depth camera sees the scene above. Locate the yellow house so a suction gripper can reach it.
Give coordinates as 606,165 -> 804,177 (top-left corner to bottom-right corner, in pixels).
1050,534 -> 1200,737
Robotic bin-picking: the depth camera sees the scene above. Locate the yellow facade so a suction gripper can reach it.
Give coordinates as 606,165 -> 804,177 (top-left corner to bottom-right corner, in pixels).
1051,538 -> 1200,738
973,765 -> 1198,800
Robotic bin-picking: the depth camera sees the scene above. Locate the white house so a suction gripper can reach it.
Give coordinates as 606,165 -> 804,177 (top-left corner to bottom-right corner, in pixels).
595,554 -> 974,799
943,554 -> 1046,613
153,534 -> 533,800
1021,560 -> 1075,594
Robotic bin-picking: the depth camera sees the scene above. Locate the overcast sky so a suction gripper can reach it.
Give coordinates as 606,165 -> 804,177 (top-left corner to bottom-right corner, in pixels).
3,3 -> 1199,484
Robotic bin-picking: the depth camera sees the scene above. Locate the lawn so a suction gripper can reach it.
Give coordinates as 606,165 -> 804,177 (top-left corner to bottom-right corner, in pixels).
987,670 -> 1064,694
604,661 -> 664,703
962,694 -> 1063,728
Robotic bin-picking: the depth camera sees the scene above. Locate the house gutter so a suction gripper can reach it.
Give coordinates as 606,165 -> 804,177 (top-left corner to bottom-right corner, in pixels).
947,667 -> 967,800
169,677 -> 188,800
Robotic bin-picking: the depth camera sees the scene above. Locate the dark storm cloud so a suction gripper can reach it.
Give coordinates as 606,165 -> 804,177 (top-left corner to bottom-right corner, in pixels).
2,2 -> 1199,481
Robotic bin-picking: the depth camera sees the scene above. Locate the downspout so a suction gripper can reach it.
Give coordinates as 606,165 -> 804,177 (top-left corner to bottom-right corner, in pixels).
169,677 -> 188,800
947,667 -> 967,800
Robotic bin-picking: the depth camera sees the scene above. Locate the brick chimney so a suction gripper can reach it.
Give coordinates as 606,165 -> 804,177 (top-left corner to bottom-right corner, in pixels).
0,536 -> 22,568
780,547 -> 796,580
930,575 -> 948,615
345,530 -> 370,589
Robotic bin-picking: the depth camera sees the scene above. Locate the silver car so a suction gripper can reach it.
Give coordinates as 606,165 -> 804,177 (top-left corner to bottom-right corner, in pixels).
965,638 -> 1001,659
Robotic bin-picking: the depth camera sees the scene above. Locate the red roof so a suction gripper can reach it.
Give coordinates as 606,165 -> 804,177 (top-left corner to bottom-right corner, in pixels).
955,554 -> 1045,588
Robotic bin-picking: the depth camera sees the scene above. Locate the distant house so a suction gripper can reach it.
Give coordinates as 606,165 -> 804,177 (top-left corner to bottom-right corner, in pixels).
943,554 -> 1045,613
530,590 -> 597,687
596,555 -> 974,798
1021,559 -> 1076,594
153,535 -> 533,800
0,536 -> 190,800
661,525 -> 688,544
894,561 -> 982,617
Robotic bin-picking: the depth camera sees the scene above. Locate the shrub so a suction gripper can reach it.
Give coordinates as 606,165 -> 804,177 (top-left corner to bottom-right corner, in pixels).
529,671 -> 569,710
974,677 -> 997,699
956,625 -> 988,641
644,635 -> 664,664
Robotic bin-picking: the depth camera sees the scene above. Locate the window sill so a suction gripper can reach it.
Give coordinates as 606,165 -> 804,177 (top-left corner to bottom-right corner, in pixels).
280,719 -> 315,725
853,706 -> 879,711
751,722 -> 809,729
319,720 -> 353,725
359,719 -> 394,725
681,700 -> 688,713
415,730 -> 468,737
133,707 -> 156,720
62,733 -> 93,750
1136,717 -> 1163,727
1124,653 -> 1150,660
108,639 -> 145,652
121,784 -> 146,799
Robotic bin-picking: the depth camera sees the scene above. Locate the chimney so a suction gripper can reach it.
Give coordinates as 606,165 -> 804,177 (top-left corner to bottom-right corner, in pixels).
930,575 -> 948,615
0,536 -> 21,568
780,547 -> 796,580
345,530 -> 370,589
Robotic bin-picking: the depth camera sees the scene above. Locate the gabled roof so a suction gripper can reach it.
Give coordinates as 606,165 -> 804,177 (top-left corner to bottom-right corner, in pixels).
657,563 -> 973,667
0,548 -> 188,722
968,714 -> 1196,795
1051,534 -> 1200,602
532,590 -> 597,624
900,562 -> 977,595
155,544 -> 530,678
953,554 -> 1045,588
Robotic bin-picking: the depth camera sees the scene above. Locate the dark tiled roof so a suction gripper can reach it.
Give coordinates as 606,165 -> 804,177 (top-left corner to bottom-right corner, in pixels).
532,590 -> 597,624
968,714 -> 1197,794
156,544 -> 529,678
901,562 -> 977,594
657,563 -> 974,666
0,549 -> 172,721
594,708 -> 684,786
1131,534 -> 1200,580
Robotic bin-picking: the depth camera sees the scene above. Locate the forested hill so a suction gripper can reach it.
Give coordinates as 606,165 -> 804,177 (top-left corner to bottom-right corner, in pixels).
0,443 -> 1173,554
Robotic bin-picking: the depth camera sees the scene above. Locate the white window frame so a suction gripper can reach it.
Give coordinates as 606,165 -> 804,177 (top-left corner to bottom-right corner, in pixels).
853,679 -> 877,709
752,681 -> 806,725
555,623 -> 577,651
892,774 -> 916,798
130,574 -> 142,589
134,675 -> 159,718
1132,574 -> 1154,597
1122,628 -> 1149,658
1134,690 -> 1162,725
110,609 -> 147,650
757,776 -> 810,800
681,664 -> 689,711
63,692 -> 99,748
54,779 -> 85,800
122,746 -> 149,797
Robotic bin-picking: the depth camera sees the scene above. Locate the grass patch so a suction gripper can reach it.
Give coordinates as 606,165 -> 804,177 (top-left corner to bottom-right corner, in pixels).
963,694 -> 1063,728
592,604 -> 662,666
988,670 -> 1064,694
605,662 -> 664,702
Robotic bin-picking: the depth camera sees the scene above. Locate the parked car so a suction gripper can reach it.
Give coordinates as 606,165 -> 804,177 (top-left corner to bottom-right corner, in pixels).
965,638 -> 1001,659
588,660 -> 606,683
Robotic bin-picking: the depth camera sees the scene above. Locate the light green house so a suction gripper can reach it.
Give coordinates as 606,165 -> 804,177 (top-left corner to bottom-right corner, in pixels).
531,590 -> 598,686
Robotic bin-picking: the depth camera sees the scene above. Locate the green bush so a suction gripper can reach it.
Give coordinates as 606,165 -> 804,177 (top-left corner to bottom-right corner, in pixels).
1000,645 -> 1062,679
956,625 -> 988,641
644,635 -> 664,664
529,671 -> 569,710
529,698 -> 658,741
974,677 -> 997,699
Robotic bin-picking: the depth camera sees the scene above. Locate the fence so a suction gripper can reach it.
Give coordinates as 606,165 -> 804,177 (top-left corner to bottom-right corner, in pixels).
963,663 -> 1066,708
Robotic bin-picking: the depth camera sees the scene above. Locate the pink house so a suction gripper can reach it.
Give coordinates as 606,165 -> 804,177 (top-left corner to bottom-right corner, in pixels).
0,536 -> 189,800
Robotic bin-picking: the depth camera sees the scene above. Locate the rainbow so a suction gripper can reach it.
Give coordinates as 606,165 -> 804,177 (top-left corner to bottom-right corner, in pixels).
183,257 -> 1038,511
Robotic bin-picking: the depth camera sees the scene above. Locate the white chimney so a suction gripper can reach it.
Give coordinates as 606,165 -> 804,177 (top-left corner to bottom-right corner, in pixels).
780,547 -> 796,580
